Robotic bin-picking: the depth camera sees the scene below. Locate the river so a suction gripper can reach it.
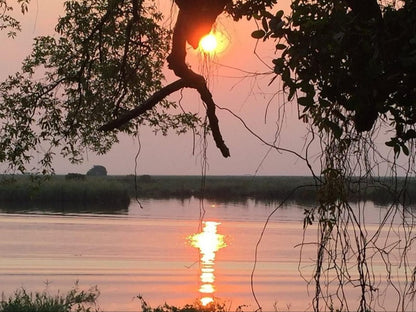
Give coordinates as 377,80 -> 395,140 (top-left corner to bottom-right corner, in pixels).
0,198 -> 414,311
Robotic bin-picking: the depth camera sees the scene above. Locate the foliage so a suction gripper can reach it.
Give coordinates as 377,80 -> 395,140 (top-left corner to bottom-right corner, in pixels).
252,0 -> 416,156
0,284 -> 100,312
2,175 -> 415,206
65,173 -> 86,181
127,175 -> 416,204
246,1 -> 416,311
0,175 -> 130,208
0,0 -> 30,37
225,0 -> 277,21
0,0 -> 200,174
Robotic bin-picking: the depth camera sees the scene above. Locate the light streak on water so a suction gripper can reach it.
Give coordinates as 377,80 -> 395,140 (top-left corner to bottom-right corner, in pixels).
188,221 -> 226,306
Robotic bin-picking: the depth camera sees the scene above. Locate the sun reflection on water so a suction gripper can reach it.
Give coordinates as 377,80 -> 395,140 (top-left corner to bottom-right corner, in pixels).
188,221 -> 226,306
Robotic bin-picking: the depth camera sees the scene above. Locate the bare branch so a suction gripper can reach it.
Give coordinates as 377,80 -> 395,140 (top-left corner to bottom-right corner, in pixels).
99,79 -> 187,131
99,76 -> 231,158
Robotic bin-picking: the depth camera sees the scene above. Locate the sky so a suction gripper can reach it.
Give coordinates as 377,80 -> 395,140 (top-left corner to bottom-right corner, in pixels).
0,0 -> 326,176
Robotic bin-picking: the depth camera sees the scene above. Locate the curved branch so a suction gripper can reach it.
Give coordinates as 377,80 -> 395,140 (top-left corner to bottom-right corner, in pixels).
99,76 -> 231,158
100,0 -> 231,158
99,79 -> 187,131
194,76 -> 230,158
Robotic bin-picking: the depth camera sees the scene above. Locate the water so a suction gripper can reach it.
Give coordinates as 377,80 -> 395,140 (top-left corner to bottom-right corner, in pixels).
0,198 -> 414,311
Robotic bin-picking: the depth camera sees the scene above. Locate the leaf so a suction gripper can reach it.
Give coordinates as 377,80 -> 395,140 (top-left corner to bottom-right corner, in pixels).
326,120 -> 343,139
404,129 -> 416,140
402,144 -> 410,156
298,96 -> 314,107
275,43 -> 286,50
394,144 -> 401,156
251,29 -> 266,39
288,87 -> 296,101
262,17 -> 269,32
275,10 -> 284,20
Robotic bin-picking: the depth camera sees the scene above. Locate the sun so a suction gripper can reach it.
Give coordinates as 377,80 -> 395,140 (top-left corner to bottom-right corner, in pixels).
199,33 -> 218,53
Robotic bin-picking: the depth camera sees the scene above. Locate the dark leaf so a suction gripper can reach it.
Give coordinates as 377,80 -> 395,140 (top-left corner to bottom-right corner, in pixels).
275,43 -> 286,50
251,29 -> 266,39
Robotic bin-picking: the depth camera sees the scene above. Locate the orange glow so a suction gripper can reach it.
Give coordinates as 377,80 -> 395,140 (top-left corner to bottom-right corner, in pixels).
199,34 -> 218,53
200,297 -> 214,306
201,272 -> 214,283
200,283 -> 215,293
188,221 -> 226,305
198,31 -> 228,55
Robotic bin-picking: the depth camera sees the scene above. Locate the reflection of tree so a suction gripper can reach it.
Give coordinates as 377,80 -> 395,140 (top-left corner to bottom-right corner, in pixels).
0,202 -> 129,215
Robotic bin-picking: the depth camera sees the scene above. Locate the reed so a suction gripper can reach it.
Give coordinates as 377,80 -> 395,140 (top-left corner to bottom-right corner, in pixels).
0,175 -> 130,208
1,175 -> 415,207
119,175 -> 416,205
0,285 -> 99,312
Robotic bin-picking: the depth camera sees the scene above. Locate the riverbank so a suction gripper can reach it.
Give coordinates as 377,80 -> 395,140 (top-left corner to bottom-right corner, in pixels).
0,175 -> 415,210
0,175 -> 130,210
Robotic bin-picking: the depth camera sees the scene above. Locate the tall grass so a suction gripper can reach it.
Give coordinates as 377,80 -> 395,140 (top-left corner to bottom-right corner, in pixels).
118,175 -> 416,205
0,175 -> 130,209
0,285 -> 100,312
137,295 -> 232,312
1,175 -> 415,208
0,289 -> 235,312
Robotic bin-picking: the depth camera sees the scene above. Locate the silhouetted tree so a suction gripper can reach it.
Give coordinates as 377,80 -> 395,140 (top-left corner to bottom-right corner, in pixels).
86,165 -> 107,176
1,1 -> 416,311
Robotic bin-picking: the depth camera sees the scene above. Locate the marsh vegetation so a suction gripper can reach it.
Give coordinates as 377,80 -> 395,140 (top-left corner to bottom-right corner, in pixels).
1,175 -> 415,212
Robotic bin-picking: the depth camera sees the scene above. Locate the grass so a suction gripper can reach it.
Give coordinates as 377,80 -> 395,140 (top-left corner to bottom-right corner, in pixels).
115,175 -> 416,205
1,175 -> 416,210
116,175 -> 319,203
0,287 -> 240,312
0,285 -> 100,312
0,175 -> 130,210
138,295 -> 234,312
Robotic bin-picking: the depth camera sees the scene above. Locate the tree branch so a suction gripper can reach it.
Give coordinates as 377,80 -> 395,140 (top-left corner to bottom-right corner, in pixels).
99,77 -> 231,158
100,0 -> 231,158
99,79 -> 187,131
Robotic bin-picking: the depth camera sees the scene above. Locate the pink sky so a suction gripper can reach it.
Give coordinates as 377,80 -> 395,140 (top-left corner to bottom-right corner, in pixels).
0,0 -> 317,176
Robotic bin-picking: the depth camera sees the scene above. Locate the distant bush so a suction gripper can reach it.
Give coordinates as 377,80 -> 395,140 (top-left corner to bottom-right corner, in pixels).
86,165 -> 107,176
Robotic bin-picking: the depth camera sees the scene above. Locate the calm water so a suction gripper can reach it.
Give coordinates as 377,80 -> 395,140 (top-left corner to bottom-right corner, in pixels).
0,198 -> 413,311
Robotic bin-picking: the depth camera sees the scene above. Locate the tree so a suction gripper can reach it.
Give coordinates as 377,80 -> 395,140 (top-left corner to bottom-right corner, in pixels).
86,165 -> 107,176
0,0 -> 30,38
254,0 -> 416,154
0,0 -> 199,174
1,0 -> 416,311
250,1 -> 416,311
0,0 -> 282,174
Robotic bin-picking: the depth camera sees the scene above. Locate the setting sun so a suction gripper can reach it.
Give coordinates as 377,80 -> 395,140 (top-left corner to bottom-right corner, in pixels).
199,33 -> 218,53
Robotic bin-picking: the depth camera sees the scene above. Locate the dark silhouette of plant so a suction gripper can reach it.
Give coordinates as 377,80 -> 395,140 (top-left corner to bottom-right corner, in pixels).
0,0 -> 30,37
86,165 -> 107,176
0,284 -> 100,312
247,1 -> 416,311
